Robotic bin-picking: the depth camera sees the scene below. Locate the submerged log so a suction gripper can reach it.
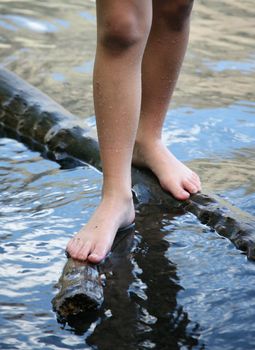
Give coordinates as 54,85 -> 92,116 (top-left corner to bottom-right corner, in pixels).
52,259 -> 104,320
52,226 -> 135,321
1,68 -> 255,317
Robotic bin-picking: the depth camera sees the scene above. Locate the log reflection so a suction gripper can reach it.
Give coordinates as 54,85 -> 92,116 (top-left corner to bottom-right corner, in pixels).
87,205 -> 202,349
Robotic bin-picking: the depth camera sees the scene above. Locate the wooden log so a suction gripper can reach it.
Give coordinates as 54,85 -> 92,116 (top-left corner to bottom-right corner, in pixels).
1,68 -> 255,318
52,259 -> 104,321
52,226 -> 135,322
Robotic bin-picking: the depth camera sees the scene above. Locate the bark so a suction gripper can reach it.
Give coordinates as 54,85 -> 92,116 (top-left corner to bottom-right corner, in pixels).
1,68 -> 255,318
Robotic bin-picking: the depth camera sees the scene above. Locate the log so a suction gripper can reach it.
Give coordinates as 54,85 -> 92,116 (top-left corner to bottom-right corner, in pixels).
52,226 -> 135,322
1,68 -> 255,318
52,259 -> 104,321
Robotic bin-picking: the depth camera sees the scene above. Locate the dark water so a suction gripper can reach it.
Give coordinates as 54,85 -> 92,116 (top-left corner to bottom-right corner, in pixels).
1,138 -> 255,350
0,0 -> 255,349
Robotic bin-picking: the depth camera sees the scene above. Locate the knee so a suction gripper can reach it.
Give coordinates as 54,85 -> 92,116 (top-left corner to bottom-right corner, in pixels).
159,0 -> 194,31
98,14 -> 149,53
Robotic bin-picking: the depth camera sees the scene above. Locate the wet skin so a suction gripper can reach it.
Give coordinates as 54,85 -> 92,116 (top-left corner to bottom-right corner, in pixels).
66,141 -> 201,263
66,0 -> 200,263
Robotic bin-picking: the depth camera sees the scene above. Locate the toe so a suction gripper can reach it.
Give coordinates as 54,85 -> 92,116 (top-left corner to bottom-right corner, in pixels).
173,187 -> 191,201
183,179 -> 198,194
66,237 -> 78,256
66,236 -> 76,249
87,253 -> 103,264
72,241 -> 91,261
66,237 -> 89,260
189,177 -> 200,191
161,179 -> 190,200
77,241 -> 92,261
88,244 -> 108,264
191,172 -> 202,190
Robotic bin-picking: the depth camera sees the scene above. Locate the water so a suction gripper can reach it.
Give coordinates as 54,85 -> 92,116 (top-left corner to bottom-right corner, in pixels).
1,138 -> 255,350
0,0 -> 255,349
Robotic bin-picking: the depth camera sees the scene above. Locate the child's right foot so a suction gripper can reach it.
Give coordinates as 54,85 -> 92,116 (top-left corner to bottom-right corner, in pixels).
133,138 -> 201,200
66,192 -> 135,263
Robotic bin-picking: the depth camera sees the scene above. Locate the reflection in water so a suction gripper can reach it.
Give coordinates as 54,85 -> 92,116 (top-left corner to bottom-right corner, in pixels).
1,139 -> 255,349
58,206 -> 202,349
85,207 -> 200,350
122,206 -> 201,349
0,139 -> 202,349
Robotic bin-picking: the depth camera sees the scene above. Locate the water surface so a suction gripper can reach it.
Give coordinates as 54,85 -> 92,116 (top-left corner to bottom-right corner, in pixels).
1,138 -> 255,350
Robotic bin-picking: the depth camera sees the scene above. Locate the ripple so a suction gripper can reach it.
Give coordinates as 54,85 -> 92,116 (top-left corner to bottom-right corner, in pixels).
204,59 -> 255,73
163,213 -> 255,349
0,137 -> 255,348
1,14 -> 58,33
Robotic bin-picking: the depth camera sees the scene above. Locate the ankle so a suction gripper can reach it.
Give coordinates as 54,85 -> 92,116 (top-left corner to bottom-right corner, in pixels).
100,190 -> 135,227
102,175 -> 133,199
134,135 -> 161,152
101,188 -> 133,204
135,124 -> 162,147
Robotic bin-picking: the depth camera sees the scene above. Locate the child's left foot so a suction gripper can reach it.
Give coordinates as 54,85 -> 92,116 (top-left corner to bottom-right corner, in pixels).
66,192 -> 135,263
132,138 -> 201,200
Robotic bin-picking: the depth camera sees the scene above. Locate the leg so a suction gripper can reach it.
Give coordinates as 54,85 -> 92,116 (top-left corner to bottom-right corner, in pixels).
133,0 -> 201,200
66,0 -> 152,263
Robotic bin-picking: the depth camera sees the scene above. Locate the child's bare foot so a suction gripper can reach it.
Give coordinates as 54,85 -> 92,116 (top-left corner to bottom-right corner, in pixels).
133,139 -> 201,200
66,193 -> 135,263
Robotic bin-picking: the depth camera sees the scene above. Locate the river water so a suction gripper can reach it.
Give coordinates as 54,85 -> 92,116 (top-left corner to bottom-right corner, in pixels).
0,1 -> 255,349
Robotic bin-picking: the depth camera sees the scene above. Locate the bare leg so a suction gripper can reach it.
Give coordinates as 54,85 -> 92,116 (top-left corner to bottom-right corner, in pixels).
66,0 -> 152,263
133,0 -> 201,200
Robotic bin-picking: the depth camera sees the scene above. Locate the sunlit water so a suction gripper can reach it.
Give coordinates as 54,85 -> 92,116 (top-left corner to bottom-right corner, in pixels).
1,138 -> 255,350
0,0 -> 255,349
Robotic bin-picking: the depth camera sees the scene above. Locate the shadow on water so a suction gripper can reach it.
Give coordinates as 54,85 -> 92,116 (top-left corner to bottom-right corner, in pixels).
1,137 -> 255,349
59,205 -> 203,350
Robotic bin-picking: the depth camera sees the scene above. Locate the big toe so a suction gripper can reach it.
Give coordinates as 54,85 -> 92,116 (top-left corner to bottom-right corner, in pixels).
88,245 -> 108,264
174,188 -> 190,201
161,179 -> 190,201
